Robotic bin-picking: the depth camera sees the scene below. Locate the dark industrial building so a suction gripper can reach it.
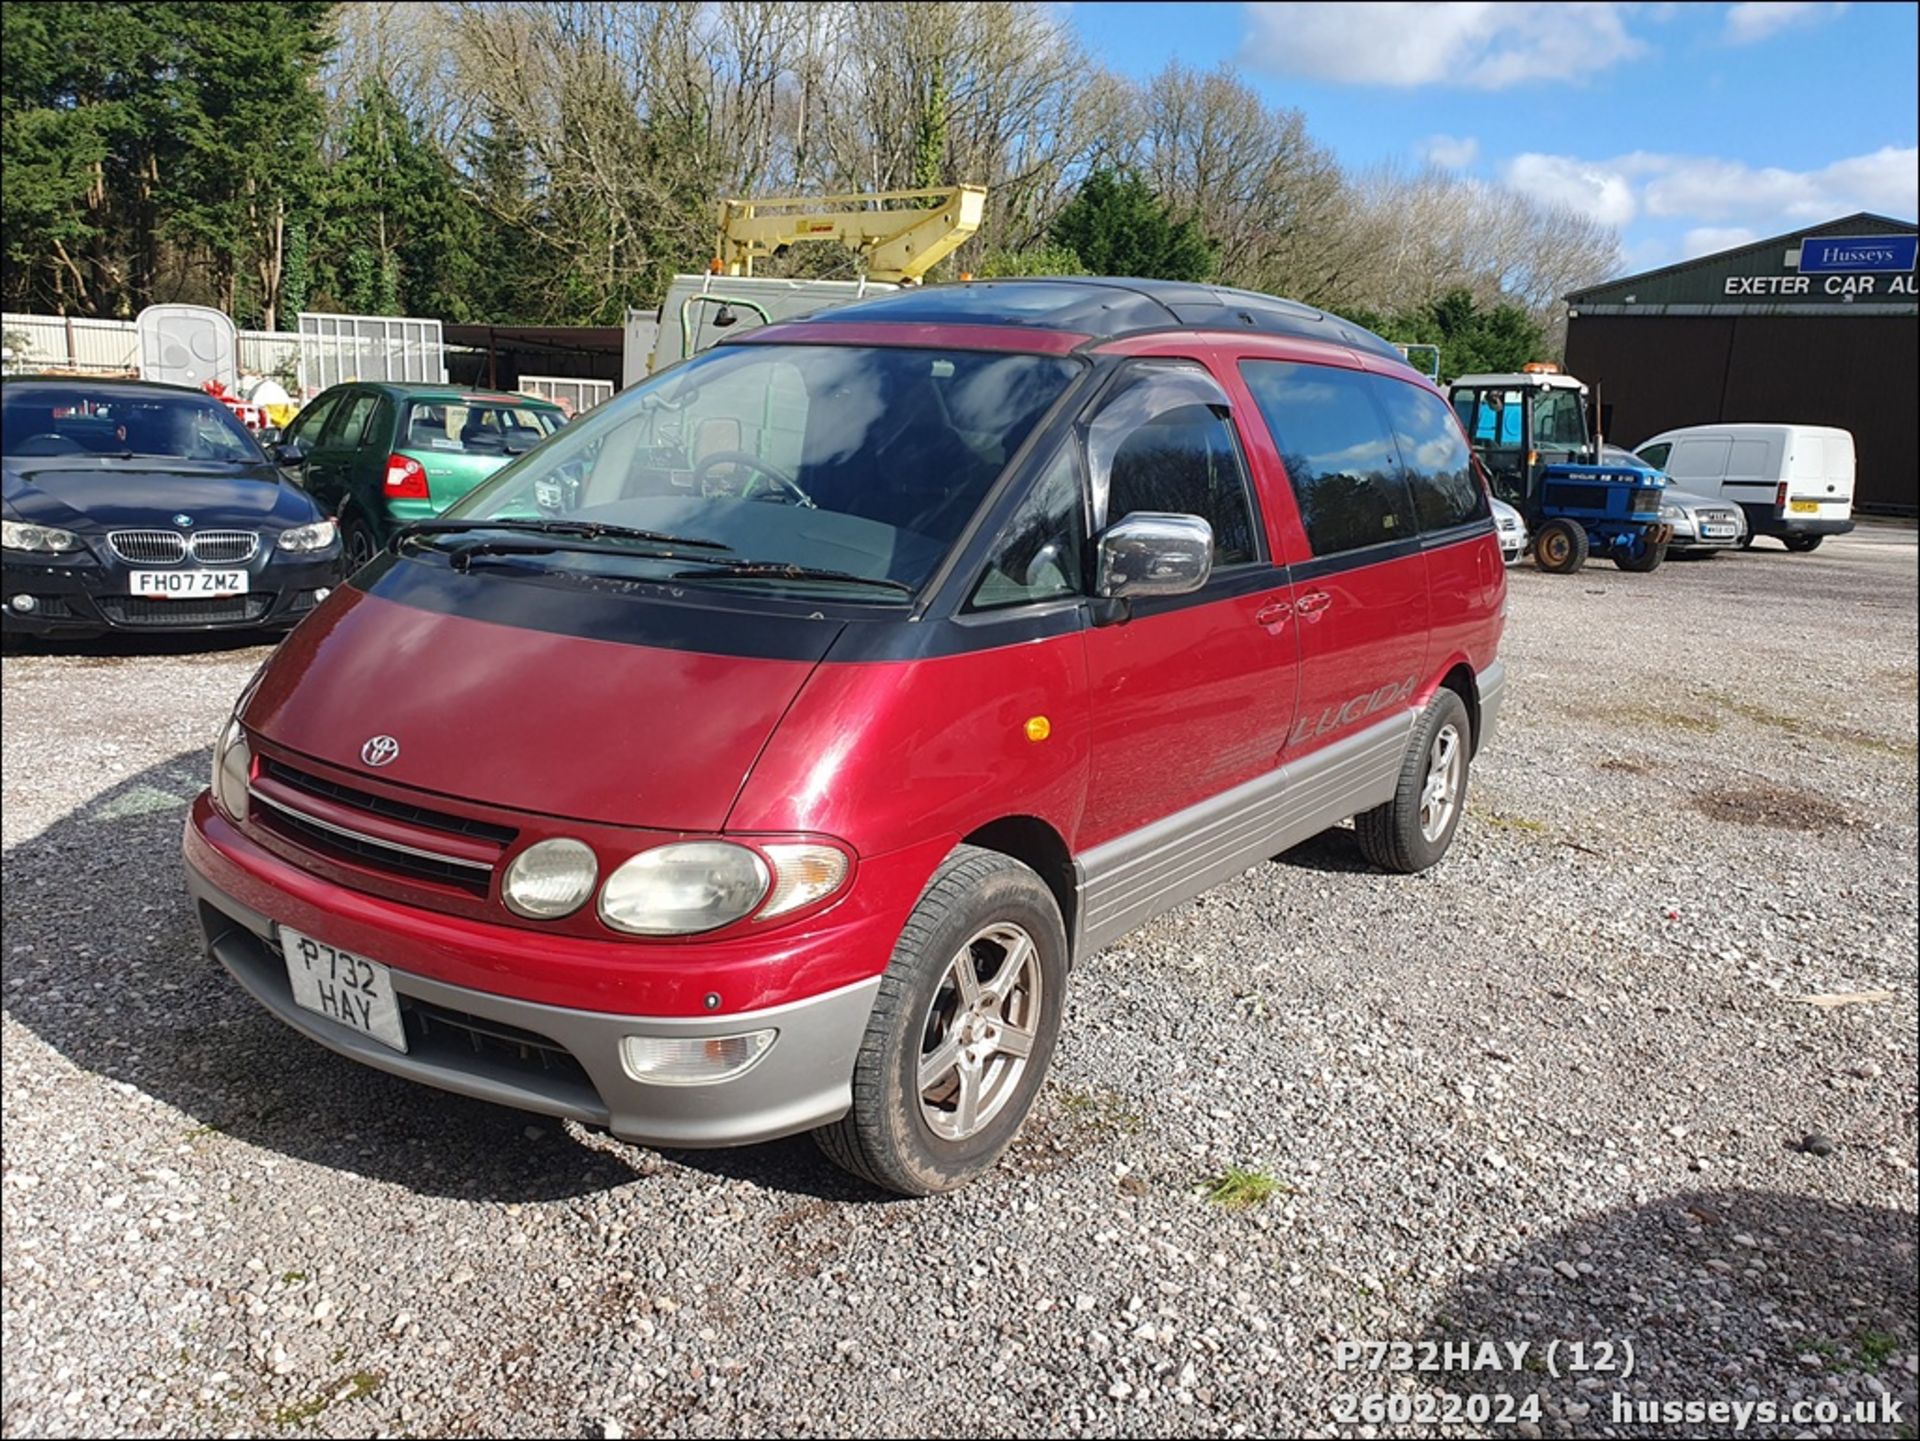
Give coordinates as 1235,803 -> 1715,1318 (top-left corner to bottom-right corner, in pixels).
1566,213 -> 1918,515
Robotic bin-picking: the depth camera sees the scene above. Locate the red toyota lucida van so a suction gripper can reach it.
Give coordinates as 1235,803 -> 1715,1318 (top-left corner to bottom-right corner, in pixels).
184,279 -> 1508,1195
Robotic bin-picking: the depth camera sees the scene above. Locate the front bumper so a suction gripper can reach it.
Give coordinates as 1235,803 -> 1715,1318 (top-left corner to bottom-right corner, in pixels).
186,856 -> 881,1147
3,547 -> 345,636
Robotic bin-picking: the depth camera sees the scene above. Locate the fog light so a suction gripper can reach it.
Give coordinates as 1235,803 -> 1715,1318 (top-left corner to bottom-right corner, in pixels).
620,1030 -> 776,1086
10,595 -> 37,613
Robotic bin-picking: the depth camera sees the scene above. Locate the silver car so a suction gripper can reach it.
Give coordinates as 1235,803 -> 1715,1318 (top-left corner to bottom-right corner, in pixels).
1600,445 -> 1746,555
1490,496 -> 1528,565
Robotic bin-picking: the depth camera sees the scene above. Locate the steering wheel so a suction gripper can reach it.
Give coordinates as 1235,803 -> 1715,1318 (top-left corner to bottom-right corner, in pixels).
17,433 -> 87,456
692,450 -> 815,508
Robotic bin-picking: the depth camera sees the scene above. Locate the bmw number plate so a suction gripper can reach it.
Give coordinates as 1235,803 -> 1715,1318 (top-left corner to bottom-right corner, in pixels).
280,926 -> 408,1052
131,570 -> 248,598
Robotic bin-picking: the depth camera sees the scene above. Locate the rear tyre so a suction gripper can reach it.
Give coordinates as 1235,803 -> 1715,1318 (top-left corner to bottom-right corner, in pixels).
1783,535 -> 1824,553
342,519 -> 379,572
1355,687 -> 1473,874
815,845 -> 1067,1196
1533,518 -> 1588,574
1614,537 -> 1669,572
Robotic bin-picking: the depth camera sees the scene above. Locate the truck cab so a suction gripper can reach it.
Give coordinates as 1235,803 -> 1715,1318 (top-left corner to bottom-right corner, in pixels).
1448,366 -> 1594,513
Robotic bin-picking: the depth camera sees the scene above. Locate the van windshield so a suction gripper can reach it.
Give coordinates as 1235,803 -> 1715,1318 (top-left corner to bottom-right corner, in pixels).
442,344 -> 1080,600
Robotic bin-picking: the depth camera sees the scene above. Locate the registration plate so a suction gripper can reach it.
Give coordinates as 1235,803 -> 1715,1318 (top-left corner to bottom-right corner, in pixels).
1789,500 -> 1821,515
1700,524 -> 1736,538
130,569 -> 248,598
280,926 -> 408,1052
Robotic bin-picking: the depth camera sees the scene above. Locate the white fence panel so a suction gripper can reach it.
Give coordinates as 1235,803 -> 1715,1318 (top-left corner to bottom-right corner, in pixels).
2,312 -> 139,373
238,330 -> 302,380
297,312 -> 446,397
517,375 -> 615,414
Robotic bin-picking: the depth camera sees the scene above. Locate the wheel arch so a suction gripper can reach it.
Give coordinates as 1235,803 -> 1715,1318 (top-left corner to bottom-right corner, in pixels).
960,815 -> 1078,961
1432,659 -> 1483,755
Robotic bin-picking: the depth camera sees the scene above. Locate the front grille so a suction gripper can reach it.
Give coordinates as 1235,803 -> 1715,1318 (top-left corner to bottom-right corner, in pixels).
95,595 -> 271,627
254,803 -> 494,894
262,759 -> 517,845
400,998 -> 594,1090
189,530 -> 259,563
106,529 -> 259,564
109,530 -> 188,564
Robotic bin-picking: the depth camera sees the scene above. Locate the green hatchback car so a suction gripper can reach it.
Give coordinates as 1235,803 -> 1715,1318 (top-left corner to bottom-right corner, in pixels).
270,383 -> 565,567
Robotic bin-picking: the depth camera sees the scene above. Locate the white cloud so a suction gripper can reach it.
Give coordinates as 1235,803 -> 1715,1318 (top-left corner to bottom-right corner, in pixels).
1682,225 -> 1760,258
1722,2 -> 1848,45
1503,153 -> 1640,226
1642,146 -> 1919,222
1238,2 -> 1648,90
1419,133 -> 1481,168
1501,144 -> 1918,234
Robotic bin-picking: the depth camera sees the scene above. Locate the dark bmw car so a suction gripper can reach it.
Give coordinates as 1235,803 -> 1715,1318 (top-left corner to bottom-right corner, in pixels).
2,378 -> 345,643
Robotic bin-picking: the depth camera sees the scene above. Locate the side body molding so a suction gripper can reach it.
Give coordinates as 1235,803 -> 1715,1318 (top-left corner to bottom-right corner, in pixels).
1072,705 -> 1416,956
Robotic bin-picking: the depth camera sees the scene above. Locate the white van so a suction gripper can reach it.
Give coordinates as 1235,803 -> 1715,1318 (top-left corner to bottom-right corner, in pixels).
1631,424 -> 1854,552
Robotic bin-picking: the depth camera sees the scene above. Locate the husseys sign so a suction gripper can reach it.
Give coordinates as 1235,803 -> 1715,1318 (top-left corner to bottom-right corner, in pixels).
1724,233 -> 1919,298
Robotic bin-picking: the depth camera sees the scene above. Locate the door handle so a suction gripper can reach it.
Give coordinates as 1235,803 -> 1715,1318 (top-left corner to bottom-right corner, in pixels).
1254,601 -> 1291,630
1294,591 -> 1332,617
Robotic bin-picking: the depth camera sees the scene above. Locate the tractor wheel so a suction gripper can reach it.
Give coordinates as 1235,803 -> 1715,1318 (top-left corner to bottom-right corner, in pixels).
1614,538 -> 1668,572
1533,519 -> 1588,574
1783,535 -> 1825,553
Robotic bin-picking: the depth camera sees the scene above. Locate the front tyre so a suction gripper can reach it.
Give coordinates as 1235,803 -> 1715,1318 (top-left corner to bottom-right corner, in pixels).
1533,518 -> 1588,574
1355,688 -> 1473,874
815,845 -> 1067,1196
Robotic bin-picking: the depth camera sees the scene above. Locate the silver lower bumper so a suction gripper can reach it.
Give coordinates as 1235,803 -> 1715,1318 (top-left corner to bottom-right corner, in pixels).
187,863 -> 880,1148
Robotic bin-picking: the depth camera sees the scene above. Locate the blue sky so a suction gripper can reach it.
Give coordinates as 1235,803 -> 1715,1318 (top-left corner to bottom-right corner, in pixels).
1069,1 -> 1919,277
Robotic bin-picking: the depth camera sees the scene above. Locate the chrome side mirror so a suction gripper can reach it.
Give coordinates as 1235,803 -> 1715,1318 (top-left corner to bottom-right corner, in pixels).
1094,512 -> 1214,600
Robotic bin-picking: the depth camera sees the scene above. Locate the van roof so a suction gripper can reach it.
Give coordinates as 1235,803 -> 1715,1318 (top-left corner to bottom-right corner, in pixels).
764,277 -> 1409,362
1644,423 -> 1852,439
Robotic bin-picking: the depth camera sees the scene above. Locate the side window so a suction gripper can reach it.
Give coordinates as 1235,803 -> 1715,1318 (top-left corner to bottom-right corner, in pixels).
1240,360 -> 1416,557
324,393 -> 379,448
283,392 -> 340,449
969,444 -> 1084,611
1371,377 -> 1488,532
1635,441 -> 1672,470
1087,361 -> 1259,567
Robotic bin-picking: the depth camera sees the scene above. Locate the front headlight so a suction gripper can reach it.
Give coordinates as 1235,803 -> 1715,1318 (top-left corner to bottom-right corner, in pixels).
1659,503 -> 1685,522
598,842 -> 770,936
276,518 -> 338,553
2,519 -> 82,554
211,715 -> 252,823
503,838 -> 598,919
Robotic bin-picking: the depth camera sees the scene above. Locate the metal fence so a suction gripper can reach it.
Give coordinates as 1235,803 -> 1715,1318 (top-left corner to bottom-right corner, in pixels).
297,313 -> 446,396
6,312 -> 314,390
3,312 -> 140,373
516,375 -> 616,414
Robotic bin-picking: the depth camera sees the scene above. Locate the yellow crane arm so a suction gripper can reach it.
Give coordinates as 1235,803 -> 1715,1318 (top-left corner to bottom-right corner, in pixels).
714,185 -> 987,283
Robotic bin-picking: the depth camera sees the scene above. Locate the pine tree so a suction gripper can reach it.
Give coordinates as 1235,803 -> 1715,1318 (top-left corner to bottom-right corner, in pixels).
1049,170 -> 1216,282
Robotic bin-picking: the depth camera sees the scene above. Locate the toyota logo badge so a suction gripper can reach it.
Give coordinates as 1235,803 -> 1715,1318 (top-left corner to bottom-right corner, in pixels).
360,735 -> 400,767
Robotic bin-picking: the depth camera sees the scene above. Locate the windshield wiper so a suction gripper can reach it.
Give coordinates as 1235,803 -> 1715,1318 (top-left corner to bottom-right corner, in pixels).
669,560 -> 913,597
394,517 -> 730,551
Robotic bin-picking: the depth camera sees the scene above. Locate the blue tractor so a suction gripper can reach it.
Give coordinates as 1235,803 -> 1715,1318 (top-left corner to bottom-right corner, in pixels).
1448,365 -> 1674,573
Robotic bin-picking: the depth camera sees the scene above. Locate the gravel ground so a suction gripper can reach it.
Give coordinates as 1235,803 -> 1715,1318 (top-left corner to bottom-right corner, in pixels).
4,528 -> 1916,1439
